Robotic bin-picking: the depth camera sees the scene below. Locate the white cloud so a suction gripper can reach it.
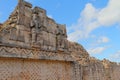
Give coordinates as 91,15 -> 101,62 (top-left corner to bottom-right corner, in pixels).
89,36 -> 109,47
87,46 -> 106,55
97,36 -> 109,43
68,3 -> 99,41
86,36 -> 110,55
98,0 -> 120,26
109,50 -> 120,62
68,0 -> 120,42
47,15 -> 53,19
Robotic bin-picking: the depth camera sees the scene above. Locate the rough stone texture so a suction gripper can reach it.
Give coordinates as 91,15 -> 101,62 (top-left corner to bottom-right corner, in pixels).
0,0 -> 120,80
0,58 -> 75,80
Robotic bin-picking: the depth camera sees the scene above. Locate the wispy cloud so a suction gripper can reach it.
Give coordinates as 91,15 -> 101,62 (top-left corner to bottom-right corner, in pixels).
97,36 -> 109,44
47,15 -> 53,19
68,0 -> 120,42
68,3 -> 99,41
68,0 -> 120,59
89,36 -> 110,47
87,46 -> 106,55
109,50 -> 120,62
86,36 -> 110,55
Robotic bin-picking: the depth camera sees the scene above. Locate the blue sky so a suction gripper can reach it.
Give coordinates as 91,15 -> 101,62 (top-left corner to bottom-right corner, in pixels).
0,0 -> 120,62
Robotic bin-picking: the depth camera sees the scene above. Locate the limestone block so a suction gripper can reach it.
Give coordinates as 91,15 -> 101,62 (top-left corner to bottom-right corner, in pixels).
38,10 -> 46,27
64,39 -> 69,49
56,35 -> 68,51
24,1 -> 32,8
42,31 -> 49,45
36,31 -> 49,49
9,16 -> 17,24
37,32 -> 43,45
48,33 -> 56,51
33,7 -> 46,28
17,30 -> 25,42
24,31 -> 31,44
14,25 -> 28,42
33,7 -> 46,15
17,0 -> 25,25
68,42 -> 75,51
9,27 -> 17,40
57,24 -> 67,37
24,7 -> 32,27
0,0 -> 120,80
48,33 -> 56,47
47,18 -> 57,34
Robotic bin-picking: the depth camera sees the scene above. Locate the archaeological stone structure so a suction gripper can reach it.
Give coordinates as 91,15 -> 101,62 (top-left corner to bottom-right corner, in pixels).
0,0 -> 120,80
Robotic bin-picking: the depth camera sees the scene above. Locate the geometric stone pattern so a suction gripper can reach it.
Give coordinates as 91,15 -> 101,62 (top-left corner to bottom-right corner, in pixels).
0,58 -> 75,80
0,57 -> 120,80
0,0 -> 120,80
0,0 -> 69,52
0,46 -> 74,61
82,58 -> 120,80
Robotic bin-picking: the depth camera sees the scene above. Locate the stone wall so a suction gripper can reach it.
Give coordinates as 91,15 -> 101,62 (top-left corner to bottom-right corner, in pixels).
0,0 -> 120,80
0,0 -> 69,52
0,58 -> 75,80
81,58 -> 120,80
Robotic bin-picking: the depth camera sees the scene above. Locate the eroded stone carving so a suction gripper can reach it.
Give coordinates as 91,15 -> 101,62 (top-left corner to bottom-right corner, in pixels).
0,0 -> 120,80
31,11 -> 39,43
0,0 -> 70,52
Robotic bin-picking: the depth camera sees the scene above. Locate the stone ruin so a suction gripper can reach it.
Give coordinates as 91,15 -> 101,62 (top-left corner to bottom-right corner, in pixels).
0,0 -> 120,80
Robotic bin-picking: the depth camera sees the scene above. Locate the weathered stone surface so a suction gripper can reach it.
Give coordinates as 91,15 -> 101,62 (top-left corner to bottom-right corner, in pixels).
0,23 -> 2,27
0,58 -> 75,80
0,0 -> 120,80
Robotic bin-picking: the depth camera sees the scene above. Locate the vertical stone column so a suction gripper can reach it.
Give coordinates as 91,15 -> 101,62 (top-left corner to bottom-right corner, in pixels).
73,62 -> 82,80
17,0 -> 25,25
16,0 -> 25,42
